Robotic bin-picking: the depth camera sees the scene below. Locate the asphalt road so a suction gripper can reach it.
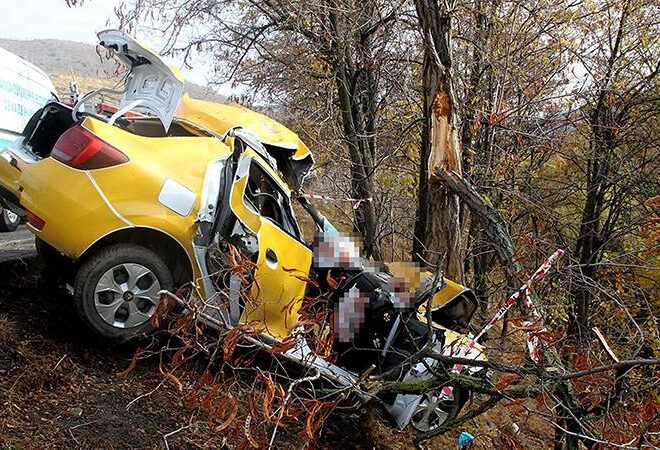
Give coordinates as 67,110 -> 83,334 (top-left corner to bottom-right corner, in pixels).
0,225 -> 36,263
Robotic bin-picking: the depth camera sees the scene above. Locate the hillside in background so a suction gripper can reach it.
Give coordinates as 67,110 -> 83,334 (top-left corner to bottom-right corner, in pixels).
0,38 -> 226,102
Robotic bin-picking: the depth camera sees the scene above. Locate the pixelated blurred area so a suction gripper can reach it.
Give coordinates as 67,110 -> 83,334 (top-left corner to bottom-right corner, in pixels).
335,285 -> 370,342
331,266 -> 422,344
385,261 -> 428,311
386,261 -> 427,292
313,232 -> 363,269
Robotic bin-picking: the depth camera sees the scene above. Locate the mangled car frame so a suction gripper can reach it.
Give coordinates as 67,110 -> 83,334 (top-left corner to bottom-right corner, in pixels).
0,30 -> 488,432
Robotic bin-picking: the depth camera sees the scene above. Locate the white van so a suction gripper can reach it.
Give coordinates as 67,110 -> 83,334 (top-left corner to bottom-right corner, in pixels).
0,46 -> 57,231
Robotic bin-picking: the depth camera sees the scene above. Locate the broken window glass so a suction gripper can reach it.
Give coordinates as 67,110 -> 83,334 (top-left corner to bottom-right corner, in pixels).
243,161 -> 301,239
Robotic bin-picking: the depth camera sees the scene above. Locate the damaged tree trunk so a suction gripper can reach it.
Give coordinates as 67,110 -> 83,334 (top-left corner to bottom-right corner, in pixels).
413,0 -> 465,282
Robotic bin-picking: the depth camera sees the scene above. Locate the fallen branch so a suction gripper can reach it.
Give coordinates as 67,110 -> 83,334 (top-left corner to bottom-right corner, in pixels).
557,358 -> 660,380
431,168 -> 518,282
378,373 -> 545,399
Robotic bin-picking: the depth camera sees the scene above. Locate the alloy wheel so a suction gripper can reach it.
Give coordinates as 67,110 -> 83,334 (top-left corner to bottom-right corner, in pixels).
93,263 -> 161,329
410,388 -> 456,432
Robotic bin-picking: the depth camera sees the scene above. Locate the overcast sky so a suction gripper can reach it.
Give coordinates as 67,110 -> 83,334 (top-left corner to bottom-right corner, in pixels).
0,0 -> 120,43
0,0 -> 213,87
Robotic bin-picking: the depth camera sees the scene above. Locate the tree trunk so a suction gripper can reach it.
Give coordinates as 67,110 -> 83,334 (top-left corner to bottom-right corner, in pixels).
328,8 -> 382,259
425,182 -> 463,280
567,0 -> 630,338
414,0 -> 465,282
412,76 -> 431,263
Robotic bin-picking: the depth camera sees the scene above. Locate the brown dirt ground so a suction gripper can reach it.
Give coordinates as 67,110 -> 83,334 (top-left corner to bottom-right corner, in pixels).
0,258 -> 190,449
0,257 -> 554,449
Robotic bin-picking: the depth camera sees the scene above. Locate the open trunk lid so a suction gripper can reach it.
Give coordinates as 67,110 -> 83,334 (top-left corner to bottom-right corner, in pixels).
96,30 -> 314,189
97,29 -> 184,131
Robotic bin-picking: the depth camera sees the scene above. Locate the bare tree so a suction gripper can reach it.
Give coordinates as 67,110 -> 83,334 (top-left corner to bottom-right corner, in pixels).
117,0 -> 427,259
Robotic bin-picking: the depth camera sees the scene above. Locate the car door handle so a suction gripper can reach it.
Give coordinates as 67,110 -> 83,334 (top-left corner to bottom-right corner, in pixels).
9,156 -> 21,173
265,248 -> 278,268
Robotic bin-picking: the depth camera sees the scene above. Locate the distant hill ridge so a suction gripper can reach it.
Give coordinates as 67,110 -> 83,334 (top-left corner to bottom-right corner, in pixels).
0,38 -> 225,102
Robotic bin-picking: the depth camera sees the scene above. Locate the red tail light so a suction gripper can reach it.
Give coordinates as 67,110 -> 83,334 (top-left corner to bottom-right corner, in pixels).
27,210 -> 45,231
51,126 -> 129,170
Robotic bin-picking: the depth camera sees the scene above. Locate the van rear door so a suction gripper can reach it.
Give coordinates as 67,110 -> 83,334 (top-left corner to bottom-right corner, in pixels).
0,45 -> 57,211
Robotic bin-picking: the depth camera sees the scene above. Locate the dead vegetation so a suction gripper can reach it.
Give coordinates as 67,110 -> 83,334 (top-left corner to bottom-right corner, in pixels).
0,255 -> 558,449
0,258 -> 374,449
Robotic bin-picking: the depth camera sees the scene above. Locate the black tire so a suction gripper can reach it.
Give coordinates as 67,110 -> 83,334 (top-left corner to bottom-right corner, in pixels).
0,207 -> 20,232
74,243 -> 173,341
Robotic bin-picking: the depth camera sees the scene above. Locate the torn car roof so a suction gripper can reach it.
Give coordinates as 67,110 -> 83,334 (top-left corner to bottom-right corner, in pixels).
176,94 -> 307,156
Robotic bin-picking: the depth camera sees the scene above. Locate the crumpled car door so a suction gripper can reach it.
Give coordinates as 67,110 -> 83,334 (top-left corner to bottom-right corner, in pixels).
228,151 -> 312,340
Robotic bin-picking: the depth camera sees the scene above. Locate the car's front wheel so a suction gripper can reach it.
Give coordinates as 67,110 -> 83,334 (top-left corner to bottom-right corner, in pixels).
0,207 -> 20,232
74,244 -> 173,340
410,385 -> 464,432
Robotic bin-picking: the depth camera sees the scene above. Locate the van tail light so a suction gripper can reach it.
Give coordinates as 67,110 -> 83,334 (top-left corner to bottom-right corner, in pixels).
27,210 -> 45,231
51,126 -> 129,170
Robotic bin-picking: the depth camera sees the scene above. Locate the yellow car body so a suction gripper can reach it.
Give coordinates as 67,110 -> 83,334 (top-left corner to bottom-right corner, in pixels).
15,117 -> 225,264
0,29 -> 488,432
0,29 -> 477,344
0,95 -> 317,338
0,90 -> 476,343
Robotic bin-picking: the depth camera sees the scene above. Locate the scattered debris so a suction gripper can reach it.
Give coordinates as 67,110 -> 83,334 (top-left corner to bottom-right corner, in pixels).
458,431 -> 475,449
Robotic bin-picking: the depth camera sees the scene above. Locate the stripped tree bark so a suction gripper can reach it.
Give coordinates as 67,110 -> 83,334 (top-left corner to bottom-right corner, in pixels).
413,0 -> 465,281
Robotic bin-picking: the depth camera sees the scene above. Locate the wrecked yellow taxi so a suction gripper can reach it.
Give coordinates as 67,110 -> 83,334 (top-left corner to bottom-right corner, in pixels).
0,30 -> 486,432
